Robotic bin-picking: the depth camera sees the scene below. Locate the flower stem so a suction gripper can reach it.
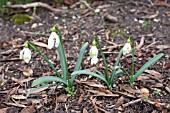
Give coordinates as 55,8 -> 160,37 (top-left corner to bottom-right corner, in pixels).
94,37 -> 110,83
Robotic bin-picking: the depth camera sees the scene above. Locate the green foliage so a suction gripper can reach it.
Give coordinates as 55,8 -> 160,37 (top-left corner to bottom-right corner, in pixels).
142,19 -> 151,28
72,37 -> 126,89
72,36 -> 164,89
12,14 -> 32,25
0,0 -> 32,13
25,26 -> 163,97
27,27 -> 88,96
130,53 -> 164,86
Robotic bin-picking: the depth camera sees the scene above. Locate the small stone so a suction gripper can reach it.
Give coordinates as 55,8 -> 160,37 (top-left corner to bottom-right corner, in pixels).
31,23 -> 38,29
95,9 -> 100,13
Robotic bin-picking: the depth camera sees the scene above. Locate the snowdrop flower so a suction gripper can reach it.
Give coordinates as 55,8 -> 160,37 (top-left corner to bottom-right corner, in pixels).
48,32 -> 60,49
90,40 -> 98,65
20,43 -> 31,63
122,39 -> 131,55
91,56 -> 98,65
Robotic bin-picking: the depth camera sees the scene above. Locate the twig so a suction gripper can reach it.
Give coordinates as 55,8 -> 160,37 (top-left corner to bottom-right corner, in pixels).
80,0 -> 94,11
165,87 -> 170,94
136,36 -> 145,50
122,98 -> 142,108
70,0 -> 94,11
7,2 -> 65,12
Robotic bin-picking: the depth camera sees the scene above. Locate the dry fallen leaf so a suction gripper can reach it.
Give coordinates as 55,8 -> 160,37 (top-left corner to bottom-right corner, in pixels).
11,95 -> 27,100
81,81 -> 105,88
18,68 -> 33,77
57,94 -> 67,103
119,85 -> 142,94
138,87 -> 150,97
83,108 -> 88,113
0,107 -> 18,113
32,41 -> 48,48
87,89 -> 119,97
144,70 -> 163,79
114,96 -> 125,108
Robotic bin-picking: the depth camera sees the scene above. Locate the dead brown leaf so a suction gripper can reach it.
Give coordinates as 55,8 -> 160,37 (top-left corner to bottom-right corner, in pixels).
87,89 -> 119,97
144,70 -> 163,79
0,107 -> 18,113
20,103 -> 35,113
4,102 -> 26,108
114,96 -> 125,108
119,85 -> 142,94
18,68 -> 33,77
154,0 -> 170,7
137,74 -> 150,80
81,81 -> 105,88
11,95 -> 27,100
57,94 -> 67,103
83,108 -> 88,113
105,30 -> 110,40
0,49 -> 18,55
138,87 -> 150,97
78,93 -> 85,104
136,36 -> 145,49
32,41 -> 48,48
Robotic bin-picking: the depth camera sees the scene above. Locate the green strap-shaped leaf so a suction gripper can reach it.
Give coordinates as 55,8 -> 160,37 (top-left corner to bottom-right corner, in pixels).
28,41 -> 60,76
130,53 -> 164,85
32,76 -> 67,87
57,29 -> 69,81
74,42 -> 88,71
110,49 -> 123,83
71,70 -> 108,86
95,37 -> 109,82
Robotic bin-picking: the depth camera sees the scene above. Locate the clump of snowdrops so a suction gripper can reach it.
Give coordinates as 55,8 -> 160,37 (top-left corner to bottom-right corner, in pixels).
20,26 -> 164,96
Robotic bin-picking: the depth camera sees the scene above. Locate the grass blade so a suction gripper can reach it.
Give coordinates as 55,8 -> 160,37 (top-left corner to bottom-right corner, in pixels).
74,42 -> 88,71
32,76 -> 67,87
71,70 -> 108,86
130,53 -> 164,85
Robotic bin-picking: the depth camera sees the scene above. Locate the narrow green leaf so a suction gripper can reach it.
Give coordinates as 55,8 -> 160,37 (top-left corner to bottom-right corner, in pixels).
57,30 -> 69,81
71,70 -> 108,85
110,49 -> 123,83
94,69 -> 104,76
130,53 -> 164,85
28,41 -> 60,76
130,36 -> 135,77
32,76 -> 67,87
95,37 -> 109,82
74,42 -> 88,71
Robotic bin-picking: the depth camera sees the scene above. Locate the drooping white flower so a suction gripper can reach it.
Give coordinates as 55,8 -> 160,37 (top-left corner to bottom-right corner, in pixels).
48,32 -> 60,49
90,46 -> 98,58
91,56 -> 98,65
89,40 -> 98,65
20,48 -> 31,63
122,42 -> 131,55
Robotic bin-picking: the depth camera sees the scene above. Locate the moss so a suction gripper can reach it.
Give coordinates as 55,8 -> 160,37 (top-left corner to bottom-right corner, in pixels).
12,14 -> 32,25
110,27 -> 126,38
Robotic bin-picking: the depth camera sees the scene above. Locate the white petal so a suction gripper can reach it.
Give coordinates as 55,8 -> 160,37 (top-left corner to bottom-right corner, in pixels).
54,35 -> 60,48
48,36 -> 55,49
123,43 -> 131,55
23,48 -> 31,63
19,49 -> 24,59
90,46 -> 98,57
91,57 -> 98,65
48,32 -> 58,49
